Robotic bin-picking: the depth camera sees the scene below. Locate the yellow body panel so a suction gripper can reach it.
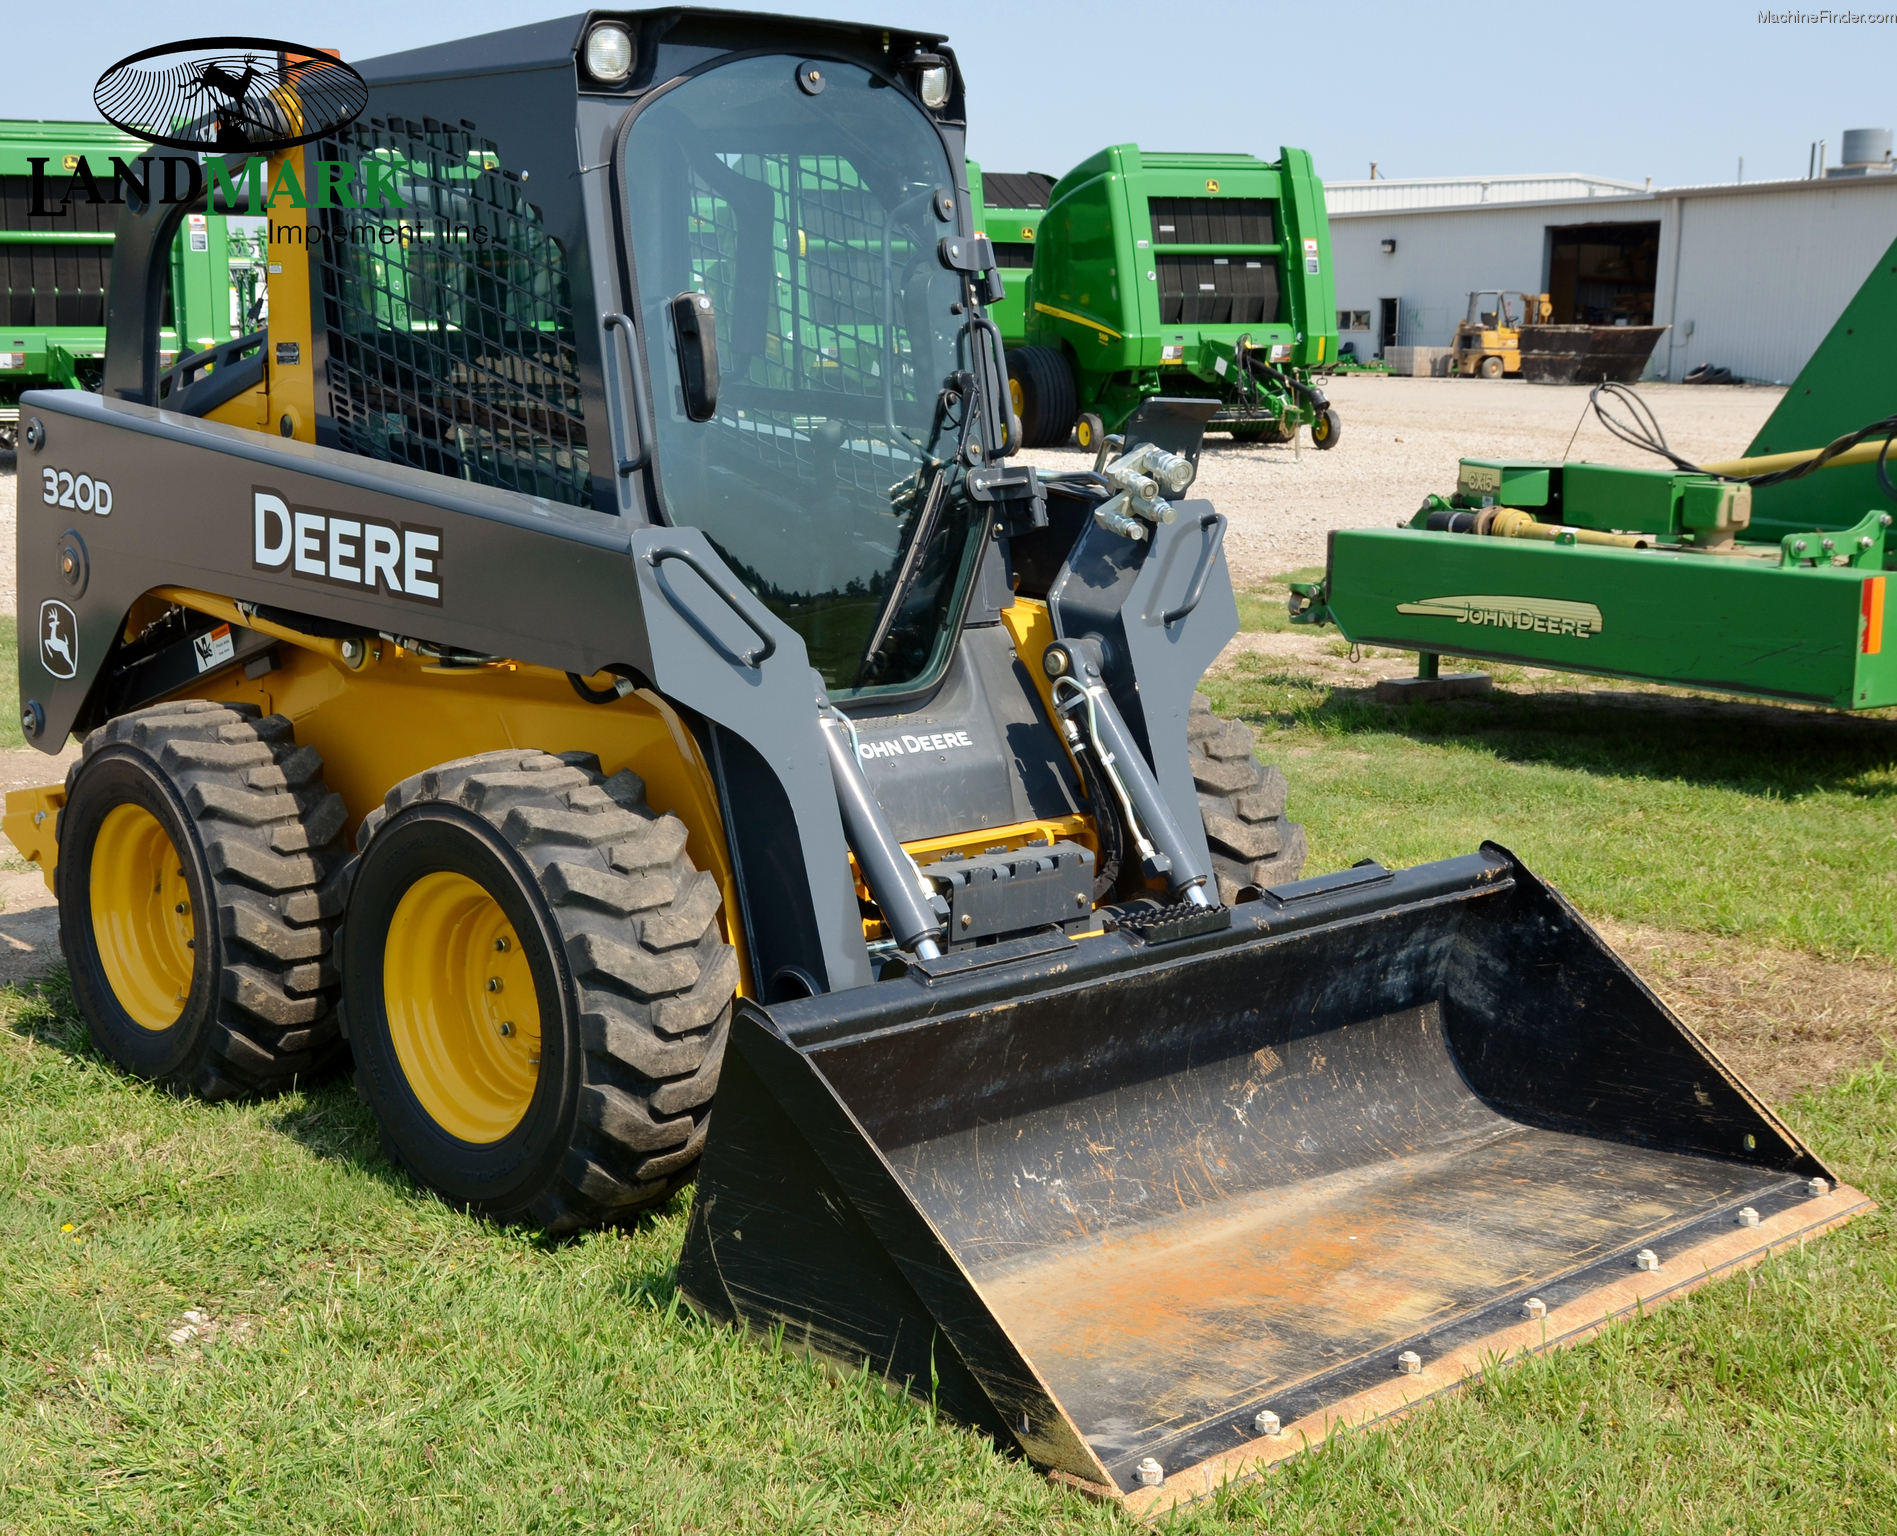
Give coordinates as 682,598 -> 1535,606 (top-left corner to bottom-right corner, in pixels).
105,591 -> 753,997
261,145 -> 316,443
1000,598 -> 1063,746
201,375 -> 273,432
4,784 -> 65,892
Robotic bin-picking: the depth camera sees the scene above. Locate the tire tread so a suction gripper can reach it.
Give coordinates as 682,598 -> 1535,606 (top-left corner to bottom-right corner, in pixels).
61,701 -> 346,1096
352,749 -> 736,1234
1188,692 -> 1309,902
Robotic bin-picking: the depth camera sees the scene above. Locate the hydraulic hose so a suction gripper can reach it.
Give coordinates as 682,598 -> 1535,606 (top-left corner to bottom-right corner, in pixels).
1590,381 -> 1897,497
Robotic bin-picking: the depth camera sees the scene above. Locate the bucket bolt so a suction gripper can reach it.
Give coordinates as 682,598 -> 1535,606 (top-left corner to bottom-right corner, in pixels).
1634,1249 -> 1661,1272
1522,1297 -> 1547,1320
1133,1457 -> 1164,1487
1396,1350 -> 1422,1375
1253,1410 -> 1282,1437
1736,1207 -> 1761,1227
1807,1177 -> 1831,1197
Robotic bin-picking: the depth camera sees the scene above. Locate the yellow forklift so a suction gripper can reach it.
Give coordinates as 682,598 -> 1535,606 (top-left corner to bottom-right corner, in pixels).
1453,289 -> 1552,378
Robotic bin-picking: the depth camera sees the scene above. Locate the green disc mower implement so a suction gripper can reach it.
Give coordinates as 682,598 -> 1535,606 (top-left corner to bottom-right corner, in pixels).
1297,236 -> 1897,710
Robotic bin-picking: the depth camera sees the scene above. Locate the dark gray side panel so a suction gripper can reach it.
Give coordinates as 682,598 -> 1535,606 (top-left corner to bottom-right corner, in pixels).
852,624 -> 1081,843
1048,500 -> 1238,876
18,390 -> 870,992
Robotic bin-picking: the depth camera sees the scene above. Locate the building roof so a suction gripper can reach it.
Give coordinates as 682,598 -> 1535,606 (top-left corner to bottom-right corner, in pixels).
1325,172 -> 1647,214
1326,168 -> 1897,218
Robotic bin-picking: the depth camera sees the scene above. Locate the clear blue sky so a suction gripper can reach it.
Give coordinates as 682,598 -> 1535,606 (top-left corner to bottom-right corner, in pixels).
9,1 -> 1891,188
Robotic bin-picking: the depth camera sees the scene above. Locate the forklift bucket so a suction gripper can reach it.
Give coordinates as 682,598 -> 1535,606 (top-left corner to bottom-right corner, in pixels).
679,847 -> 1868,1515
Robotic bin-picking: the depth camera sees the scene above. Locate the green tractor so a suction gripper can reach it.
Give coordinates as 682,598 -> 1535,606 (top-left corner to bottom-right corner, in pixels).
1,119 -> 242,447
972,144 -> 1341,452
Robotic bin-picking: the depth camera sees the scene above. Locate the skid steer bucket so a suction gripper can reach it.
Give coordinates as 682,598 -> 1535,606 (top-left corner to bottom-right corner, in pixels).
680,848 -> 1868,1514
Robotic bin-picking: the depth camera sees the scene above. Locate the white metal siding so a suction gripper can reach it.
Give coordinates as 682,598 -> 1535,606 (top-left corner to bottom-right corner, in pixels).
1652,182 -> 1897,383
1326,177 -> 1897,381
1330,199 -> 1658,349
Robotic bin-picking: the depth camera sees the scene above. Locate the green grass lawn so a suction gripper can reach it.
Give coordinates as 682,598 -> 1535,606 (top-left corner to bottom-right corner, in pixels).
1204,657 -> 1897,963
0,617 -> 23,751
6,611 -> 1897,1531
4,977 -> 1892,1535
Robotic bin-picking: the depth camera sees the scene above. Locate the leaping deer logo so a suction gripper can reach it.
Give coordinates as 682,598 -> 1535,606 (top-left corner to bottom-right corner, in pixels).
40,601 -> 77,679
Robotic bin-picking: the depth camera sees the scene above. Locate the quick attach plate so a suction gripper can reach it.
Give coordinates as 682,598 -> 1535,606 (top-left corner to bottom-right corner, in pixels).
919,840 -> 1095,945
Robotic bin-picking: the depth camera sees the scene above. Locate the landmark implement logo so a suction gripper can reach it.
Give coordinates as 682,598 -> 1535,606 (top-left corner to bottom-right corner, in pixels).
1396,594 -> 1604,639
28,38 -> 395,223
94,37 -> 367,155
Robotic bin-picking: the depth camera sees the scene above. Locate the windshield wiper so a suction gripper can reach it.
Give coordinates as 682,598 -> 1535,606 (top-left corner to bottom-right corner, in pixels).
853,449 -> 957,688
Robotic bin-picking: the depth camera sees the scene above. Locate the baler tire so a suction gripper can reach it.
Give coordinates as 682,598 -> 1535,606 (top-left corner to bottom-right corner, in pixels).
1310,408 -> 1343,449
1076,413 -> 1105,454
57,700 -> 349,1100
340,750 -> 736,1235
1187,692 -> 1308,903
1007,346 -> 1079,448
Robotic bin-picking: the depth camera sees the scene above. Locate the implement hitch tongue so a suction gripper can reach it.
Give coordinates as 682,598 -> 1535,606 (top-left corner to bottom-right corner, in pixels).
679,846 -> 1868,1515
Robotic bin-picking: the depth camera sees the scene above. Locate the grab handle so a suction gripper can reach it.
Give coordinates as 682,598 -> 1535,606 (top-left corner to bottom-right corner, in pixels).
1163,511 -> 1227,626
645,544 -> 778,667
601,312 -> 649,475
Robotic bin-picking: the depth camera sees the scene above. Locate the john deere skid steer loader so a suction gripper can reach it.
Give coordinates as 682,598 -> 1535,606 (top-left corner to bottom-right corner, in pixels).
8,12 -> 1866,1514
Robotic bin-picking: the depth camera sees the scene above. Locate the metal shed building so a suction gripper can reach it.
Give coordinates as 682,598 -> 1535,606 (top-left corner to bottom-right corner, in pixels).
1325,170 -> 1897,383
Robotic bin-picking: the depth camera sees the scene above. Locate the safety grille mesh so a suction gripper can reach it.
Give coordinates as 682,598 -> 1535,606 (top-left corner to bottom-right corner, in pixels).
313,118 -> 589,506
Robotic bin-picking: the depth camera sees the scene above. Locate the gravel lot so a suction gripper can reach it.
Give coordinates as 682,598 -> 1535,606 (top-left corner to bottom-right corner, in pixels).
1022,375 -> 1785,589
0,379 -> 1782,615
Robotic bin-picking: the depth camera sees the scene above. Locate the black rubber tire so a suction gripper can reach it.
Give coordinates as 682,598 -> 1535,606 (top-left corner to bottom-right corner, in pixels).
1478,356 -> 1505,381
1310,408 -> 1343,450
341,750 -> 736,1234
58,700 -> 349,1099
1008,345 -> 1079,448
1187,692 -> 1308,903
1075,412 -> 1105,455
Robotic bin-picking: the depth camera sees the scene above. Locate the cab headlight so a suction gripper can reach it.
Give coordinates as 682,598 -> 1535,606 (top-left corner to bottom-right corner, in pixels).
918,65 -> 951,109
585,24 -> 635,84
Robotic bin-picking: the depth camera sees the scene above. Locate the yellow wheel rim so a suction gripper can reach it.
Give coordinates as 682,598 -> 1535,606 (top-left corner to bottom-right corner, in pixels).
90,803 -> 195,1030
1313,415 -> 1332,443
1008,375 -> 1025,420
384,871 -> 542,1144
1076,417 -> 1094,449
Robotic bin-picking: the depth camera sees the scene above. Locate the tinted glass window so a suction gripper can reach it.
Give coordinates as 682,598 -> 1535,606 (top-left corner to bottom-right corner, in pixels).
623,56 -> 979,699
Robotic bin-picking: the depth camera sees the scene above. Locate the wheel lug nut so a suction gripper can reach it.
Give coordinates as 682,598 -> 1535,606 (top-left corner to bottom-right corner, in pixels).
486,977 -> 502,992
499,1021 -> 514,1037
175,902 -> 187,914
493,937 -> 509,952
